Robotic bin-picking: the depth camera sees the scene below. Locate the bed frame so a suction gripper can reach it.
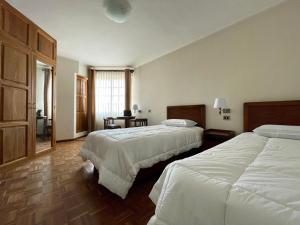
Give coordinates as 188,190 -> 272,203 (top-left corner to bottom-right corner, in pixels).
167,105 -> 206,128
244,100 -> 300,132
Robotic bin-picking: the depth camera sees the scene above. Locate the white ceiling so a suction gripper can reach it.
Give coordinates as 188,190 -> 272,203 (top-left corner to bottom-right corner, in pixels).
8,0 -> 286,67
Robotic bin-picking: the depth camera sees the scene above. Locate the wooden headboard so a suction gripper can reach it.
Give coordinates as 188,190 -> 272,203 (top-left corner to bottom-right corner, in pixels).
167,105 -> 206,128
244,100 -> 300,132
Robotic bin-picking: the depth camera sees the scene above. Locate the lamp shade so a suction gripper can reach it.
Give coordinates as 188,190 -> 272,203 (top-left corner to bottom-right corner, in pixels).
103,0 -> 132,23
132,104 -> 139,111
214,98 -> 227,109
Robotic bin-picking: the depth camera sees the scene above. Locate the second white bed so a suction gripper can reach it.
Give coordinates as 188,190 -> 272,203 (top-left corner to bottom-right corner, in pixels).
148,132 -> 300,225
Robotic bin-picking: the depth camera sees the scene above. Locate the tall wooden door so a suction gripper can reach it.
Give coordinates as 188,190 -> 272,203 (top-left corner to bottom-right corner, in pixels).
0,1 -> 57,167
0,2 -> 32,165
76,75 -> 88,133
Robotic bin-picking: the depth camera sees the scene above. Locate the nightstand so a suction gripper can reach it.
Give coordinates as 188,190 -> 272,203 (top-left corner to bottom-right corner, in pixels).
202,129 -> 236,150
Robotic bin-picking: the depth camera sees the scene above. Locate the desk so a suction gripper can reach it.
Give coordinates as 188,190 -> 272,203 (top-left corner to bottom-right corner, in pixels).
115,116 -> 135,128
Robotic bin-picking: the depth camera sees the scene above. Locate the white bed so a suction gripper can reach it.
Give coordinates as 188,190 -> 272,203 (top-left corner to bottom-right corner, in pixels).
148,132 -> 300,225
80,124 -> 203,199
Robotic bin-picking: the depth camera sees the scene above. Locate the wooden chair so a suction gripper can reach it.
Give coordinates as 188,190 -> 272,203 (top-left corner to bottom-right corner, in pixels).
104,117 -> 121,129
45,119 -> 52,137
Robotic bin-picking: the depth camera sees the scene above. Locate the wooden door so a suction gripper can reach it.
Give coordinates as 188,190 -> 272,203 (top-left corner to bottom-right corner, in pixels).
76,75 -> 88,133
0,3 -> 32,165
0,1 -> 57,167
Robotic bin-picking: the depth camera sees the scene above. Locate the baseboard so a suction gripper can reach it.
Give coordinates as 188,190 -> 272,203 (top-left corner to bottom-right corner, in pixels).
57,135 -> 87,143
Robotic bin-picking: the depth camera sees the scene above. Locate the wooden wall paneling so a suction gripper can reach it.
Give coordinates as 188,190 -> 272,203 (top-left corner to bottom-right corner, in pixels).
1,86 -> 27,121
27,53 -> 32,157
2,2 -> 31,47
2,44 -> 28,84
0,1 -> 56,167
2,126 -> 26,163
0,128 -> 2,164
0,43 -> 2,123
0,42 -> 30,164
0,3 -> 3,33
34,27 -> 56,63
30,54 -> 37,156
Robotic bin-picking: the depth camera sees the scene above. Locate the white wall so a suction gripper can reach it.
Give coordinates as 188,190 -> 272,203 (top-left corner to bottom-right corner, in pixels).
133,0 -> 300,133
79,63 -> 89,76
56,56 -> 89,141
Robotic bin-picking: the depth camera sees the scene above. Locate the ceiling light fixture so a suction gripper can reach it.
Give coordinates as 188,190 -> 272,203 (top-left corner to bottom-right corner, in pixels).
103,0 -> 132,23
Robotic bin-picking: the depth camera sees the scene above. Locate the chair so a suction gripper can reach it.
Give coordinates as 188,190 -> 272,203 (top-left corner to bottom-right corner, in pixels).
104,117 -> 121,129
44,118 -> 52,138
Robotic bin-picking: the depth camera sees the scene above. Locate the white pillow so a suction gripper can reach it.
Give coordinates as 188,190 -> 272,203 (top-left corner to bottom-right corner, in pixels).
253,125 -> 300,140
161,119 -> 197,127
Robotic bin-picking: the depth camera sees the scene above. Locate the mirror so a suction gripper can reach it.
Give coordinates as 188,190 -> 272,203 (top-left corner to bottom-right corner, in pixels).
36,60 -> 53,152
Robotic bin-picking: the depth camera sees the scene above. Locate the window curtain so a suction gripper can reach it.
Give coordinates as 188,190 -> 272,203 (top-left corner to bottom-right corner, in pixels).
43,68 -> 52,120
94,70 -> 125,130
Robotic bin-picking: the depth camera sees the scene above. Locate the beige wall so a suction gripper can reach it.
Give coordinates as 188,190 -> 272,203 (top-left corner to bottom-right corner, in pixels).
56,56 -> 88,141
132,0 -> 300,133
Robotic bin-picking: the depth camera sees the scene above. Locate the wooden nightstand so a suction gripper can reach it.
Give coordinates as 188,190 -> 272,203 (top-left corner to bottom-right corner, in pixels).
202,129 -> 236,150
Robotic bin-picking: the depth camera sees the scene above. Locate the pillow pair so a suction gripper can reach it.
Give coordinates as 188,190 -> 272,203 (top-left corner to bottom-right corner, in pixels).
254,125 -> 300,140
161,119 -> 197,127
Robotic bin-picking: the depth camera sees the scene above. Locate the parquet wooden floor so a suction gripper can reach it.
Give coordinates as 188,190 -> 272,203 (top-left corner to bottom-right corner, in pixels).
0,139 -> 157,225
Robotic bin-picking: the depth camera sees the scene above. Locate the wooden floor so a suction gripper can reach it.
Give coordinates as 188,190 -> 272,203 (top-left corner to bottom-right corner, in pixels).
0,139 -> 157,225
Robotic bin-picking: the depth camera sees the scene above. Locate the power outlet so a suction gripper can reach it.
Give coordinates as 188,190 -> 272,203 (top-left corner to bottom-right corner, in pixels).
223,115 -> 230,120
223,108 -> 231,114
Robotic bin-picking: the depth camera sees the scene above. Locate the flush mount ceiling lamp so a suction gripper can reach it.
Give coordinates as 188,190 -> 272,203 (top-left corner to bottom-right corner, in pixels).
103,0 -> 132,23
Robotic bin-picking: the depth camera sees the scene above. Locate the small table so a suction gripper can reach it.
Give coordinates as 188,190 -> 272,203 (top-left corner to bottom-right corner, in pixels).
115,116 -> 136,128
130,118 -> 148,127
203,129 -> 235,150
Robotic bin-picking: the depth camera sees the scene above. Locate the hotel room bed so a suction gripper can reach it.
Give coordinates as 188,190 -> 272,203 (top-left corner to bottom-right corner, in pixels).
80,105 -> 206,199
148,100 -> 300,225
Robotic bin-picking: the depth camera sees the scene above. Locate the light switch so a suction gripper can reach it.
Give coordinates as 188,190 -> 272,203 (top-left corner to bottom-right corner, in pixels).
223,115 -> 230,120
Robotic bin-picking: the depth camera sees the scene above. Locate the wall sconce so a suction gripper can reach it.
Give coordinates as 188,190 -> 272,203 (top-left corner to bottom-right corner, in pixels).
214,98 -> 227,115
132,104 -> 139,113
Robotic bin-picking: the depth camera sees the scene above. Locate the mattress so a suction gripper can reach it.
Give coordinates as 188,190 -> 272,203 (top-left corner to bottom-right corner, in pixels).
148,133 -> 300,225
80,125 -> 203,199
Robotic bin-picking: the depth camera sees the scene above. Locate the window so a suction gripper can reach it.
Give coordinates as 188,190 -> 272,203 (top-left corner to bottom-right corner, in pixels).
94,70 -> 125,129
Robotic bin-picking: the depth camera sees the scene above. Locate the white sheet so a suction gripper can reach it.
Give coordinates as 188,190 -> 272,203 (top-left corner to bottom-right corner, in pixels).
148,133 -> 300,225
80,125 -> 203,199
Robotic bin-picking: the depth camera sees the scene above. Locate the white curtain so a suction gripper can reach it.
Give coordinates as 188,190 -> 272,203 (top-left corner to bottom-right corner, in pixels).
95,70 -> 125,129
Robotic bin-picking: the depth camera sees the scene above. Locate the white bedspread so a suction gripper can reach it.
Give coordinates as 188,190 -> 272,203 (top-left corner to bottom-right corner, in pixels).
148,133 -> 300,225
80,125 -> 203,199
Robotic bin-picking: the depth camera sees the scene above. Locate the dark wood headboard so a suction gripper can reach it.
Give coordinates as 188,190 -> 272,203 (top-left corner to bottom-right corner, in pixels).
167,105 -> 206,128
244,100 -> 300,132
